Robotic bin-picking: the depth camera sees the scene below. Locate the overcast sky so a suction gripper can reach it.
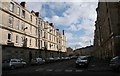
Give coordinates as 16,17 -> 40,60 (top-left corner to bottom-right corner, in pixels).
17,0 -> 98,49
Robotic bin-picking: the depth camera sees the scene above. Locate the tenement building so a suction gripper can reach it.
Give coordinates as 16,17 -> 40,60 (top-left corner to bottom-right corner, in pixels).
94,2 -> 120,59
0,0 -> 66,62
74,45 -> 94,56
66,47 -> 74,56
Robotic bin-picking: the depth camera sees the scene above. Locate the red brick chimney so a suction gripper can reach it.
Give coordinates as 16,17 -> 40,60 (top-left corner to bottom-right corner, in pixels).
20,2 -> 26,8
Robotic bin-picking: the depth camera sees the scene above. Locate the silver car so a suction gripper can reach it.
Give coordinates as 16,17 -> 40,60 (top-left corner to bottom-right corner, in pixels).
31,58 -> 45,65
76,56 -> 89,68
2,59 -> 27,70
46,57 -> 55,62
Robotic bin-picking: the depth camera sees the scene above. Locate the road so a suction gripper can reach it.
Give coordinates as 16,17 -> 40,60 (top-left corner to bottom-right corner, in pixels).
2,59 -> 120,76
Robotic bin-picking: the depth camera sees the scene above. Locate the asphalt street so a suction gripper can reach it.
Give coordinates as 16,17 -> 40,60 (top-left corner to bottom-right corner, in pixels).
2,59 -> 120,76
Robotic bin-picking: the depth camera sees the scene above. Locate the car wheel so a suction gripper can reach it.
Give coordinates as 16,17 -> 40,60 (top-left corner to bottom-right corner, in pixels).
11,65 -> 15,70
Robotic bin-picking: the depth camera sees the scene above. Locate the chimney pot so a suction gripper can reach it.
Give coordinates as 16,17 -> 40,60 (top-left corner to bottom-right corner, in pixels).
20,2 -> 26,8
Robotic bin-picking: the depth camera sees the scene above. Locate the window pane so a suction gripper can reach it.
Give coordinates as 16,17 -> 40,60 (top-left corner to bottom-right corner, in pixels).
9,2 -> 14,12
35,39 -> 37,47
30,25 -> 32,34
41,41 -> 42,48
30,38 -> 31,46
38,20 -> 40,26
22,10 -> 25,18
41,30 -> 42,38
21,22 -> 24,31
8,33 -> 11,40
16,20 -> 19,30
21,37 -> 24,44
17,7 -> 20,15
9,16 -> 13,27
30,15 -> 32,22
16,35 -> 18,43
36,18 -> 37,25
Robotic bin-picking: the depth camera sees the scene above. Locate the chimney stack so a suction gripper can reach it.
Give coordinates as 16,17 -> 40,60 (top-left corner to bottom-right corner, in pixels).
35,12 -> 39,17
49,23 -> 53,26
20,2 -> 26,8
63,30 -> 64,35
31,10 -> 35,13
56,29 -> 59,31
49,23 -> 54,27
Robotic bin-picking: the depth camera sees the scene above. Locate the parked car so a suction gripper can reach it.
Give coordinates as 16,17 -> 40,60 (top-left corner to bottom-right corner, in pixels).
2,59 -> 27,70
64,57 -> 70,60
70,56 -> 77,59
54,57 -> 61,61
46,57 -> 55,63
61,57 -> 66,60
31,58 -> 45,65
86,55 -> 92,63
78,56 -> 87,59
109,56 -> 120,71
76,56 -> 89,68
